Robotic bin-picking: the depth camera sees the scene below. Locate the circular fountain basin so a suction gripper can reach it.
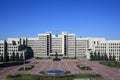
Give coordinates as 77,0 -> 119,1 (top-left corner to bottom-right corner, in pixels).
45,69 -> 65,75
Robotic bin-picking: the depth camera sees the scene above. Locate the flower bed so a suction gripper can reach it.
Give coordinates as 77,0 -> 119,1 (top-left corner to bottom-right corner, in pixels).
19,65 -> 34,71
77,65 -> 92,70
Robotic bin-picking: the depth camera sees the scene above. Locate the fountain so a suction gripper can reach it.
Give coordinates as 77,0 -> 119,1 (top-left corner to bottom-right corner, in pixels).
45,69 -> 65,75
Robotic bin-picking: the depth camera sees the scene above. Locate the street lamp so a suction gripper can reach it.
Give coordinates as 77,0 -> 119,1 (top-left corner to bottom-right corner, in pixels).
84,54 -> 87,70
88,49 -> 92,60
85,49 -> 92,69
22,50 -> 27,71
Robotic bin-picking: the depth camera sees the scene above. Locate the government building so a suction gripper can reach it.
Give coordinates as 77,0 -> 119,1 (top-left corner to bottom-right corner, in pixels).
0,32 -> 120,61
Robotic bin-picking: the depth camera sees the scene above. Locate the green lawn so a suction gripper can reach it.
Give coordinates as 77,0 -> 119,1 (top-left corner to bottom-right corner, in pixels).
7,74 -> 73,80
6,74 -> 102,80
6,74 -> 35,80
73,74 -> 102,78
100,61 -> 120,68
18,65 -> 34,71
36,76 -> 73,80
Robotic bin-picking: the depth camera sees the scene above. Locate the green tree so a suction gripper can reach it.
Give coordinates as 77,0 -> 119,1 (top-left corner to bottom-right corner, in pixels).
0,55 -> 3,62
97,52 -> 101,60
6,54 -> 9,61
3,56 -> 7,62
3,52 -> 8,62
20,53 -> 23,61
11,52 -> 15,61
15,53 -> 19,61
94,52 -> 97,60
10,55 -> 13,61
90,52 -> 94,60
109,53 -> 112,61
112,53 -> 116,61
101,54 -> 104,60
104,53 -> 108,61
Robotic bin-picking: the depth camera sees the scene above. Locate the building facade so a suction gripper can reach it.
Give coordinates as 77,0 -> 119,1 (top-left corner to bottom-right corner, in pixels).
0,32 -> 120,61
0,40 -> 7,62
0,37 -> 32,62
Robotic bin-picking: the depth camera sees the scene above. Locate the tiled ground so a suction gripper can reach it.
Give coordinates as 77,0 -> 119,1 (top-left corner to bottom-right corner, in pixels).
0,59 -> 120,80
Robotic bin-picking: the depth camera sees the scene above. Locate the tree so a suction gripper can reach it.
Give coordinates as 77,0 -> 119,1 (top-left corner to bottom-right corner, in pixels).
3,52 -> 9,62
90,52 -> 94,60
94,52 -> 97,60
6,54 -> 9,61
0,55 -> 3,62
112,53 -> 116,61
3,56 -> 7,62
101,54 -> 104,60
97,52 -> 101,60
20,53 -> 23,61
27,47 -> 33,58
104,53 -> 108,61
10,55 -> 13,61
109,53 -> 112,61
15,53 -> 20,61
11,52 -> 15,61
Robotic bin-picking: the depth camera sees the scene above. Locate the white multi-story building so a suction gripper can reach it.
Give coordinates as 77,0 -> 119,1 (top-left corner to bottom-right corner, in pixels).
67,33 -> 76,57
51,34 -> 62,56
7,38 -> 28,59
28,32 -> 76,58
76,38 -> 89,59
0,40 -> 7,59
27,38 -> 39,57
28,32 -> 52,57
91,38 -> 120,61
0,32 -> 120,61
0,38 -> 29,62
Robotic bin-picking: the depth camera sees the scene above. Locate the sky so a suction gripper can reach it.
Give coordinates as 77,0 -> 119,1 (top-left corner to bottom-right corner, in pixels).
0,0 -> 120,40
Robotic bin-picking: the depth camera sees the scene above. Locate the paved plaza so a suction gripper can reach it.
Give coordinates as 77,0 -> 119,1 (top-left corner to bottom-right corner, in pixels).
0,59 -> 120,80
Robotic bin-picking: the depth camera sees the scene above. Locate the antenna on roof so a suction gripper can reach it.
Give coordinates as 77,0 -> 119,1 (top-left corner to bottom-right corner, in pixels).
55,30 -> 58,37
80,36 -> 82,38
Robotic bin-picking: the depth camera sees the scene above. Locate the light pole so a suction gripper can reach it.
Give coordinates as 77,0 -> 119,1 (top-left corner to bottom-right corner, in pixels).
22,50 -> 27,71
23,51 -> 26,70
54,70 -> 55,80
85,49 -> 88,69
85,54 -> 87,70
85,49 -> 92,69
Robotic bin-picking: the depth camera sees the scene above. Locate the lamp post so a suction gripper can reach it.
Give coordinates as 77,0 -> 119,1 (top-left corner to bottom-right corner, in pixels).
84,54 -> 87,70
22,50 -> 27,71
23,51 -> 26,70
85,49 -> 89,69
88,49 -> 92,60
85,49 -> 92,69
54,71 -> 56,80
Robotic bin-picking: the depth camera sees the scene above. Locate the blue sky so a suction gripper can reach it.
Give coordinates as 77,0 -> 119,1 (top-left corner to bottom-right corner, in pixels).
0,0 -> 120,40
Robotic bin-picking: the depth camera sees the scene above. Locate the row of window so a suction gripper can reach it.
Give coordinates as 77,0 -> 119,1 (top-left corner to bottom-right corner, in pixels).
29,45 -> 47,46
76,46 -> 87,48
8,50 -> 18,51
8,47 -> 18,48
0,47 -> 4,48
96,46 -> 120,48
100,43 -> 120,45
0,44 -> 4,45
